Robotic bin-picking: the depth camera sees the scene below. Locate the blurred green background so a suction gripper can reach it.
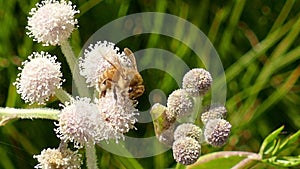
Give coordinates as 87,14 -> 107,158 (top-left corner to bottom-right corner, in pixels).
0,0 -> 299,168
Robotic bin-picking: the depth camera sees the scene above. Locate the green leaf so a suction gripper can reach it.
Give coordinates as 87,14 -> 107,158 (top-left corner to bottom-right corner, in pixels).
277,130 -> 300,154
259,126 -> 284,156
263,156 -> 300,167
187,151 -> 261,169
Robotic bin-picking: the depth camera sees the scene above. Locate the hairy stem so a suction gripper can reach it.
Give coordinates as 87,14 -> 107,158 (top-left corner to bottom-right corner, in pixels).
85,142 -> 98,169
55,88 -> 73,103
0,107 -> 59,126
60,40 -> 90,97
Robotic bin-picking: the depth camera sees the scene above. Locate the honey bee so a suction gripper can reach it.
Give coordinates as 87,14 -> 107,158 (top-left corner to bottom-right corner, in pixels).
98,48 -> 145,101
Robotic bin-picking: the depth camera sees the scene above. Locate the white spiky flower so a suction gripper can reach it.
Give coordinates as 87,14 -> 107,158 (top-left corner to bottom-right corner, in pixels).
55,97 -> 106,148
33,147 -> 82,169
167,89 -> 194,118
172,137 -> 201,165
174,123 -> 204,143
182,68 -> 212,96
204,119 -> 231,147
14,52 -> 64,105
97,88 -> 138,141
26,0 -> 79,46
201,105 -> 227,125
79,41 -> 126,88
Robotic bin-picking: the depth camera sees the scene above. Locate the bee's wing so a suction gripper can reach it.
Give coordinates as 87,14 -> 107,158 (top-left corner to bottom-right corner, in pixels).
124,48 -> 138,71
99,49 -> 127,78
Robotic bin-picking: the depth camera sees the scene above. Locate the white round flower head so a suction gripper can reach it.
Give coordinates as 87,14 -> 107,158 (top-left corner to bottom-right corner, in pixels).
204,119 -> 231,147
55,97 -> 105,148
98,88 -> 138,141
33,147 -> 82,169
174,123 -> 204,143
201,105 -> 227,125
26,0 -> 79,46
167,89 -> 194,118
172,137 -> 201,165
182,68 -> 212,96
14,51 -> 63,105
79,41 -> 126,88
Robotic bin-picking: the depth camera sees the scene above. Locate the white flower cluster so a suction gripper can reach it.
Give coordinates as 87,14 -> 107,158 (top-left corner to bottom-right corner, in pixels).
151,68 -> 231,165
33,147 -> 82,169
54,40 -> 140,149
79,41 -> 118,88
14,52 -> 64,105
20,1 -> 141,168
27,0 -> 79,46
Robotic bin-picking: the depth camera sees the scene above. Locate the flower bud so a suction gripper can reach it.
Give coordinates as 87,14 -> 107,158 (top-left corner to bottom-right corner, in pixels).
150,103 -> 176,146
204,119 -> 231,147
172,137 -> 201,165
174,123 -> 204,143
182,68 -> 212,96
167,89 -> 194,118
201,105 -> 227,125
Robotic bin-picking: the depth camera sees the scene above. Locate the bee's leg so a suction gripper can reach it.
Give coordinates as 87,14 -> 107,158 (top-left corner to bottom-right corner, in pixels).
112,86 -> 118,102
99,79 -> 107,98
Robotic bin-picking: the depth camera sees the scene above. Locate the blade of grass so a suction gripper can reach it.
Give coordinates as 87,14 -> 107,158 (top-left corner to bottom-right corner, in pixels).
225,15 -> 296,82
208,8 -> 229,44
269,0 -> 295,34
219,0 -> 246,56
237,15 -> 300,121
78,0 -> 103,18
113,155 -> 144,169
0,146 -> 15,169
117,0 -> 130,17
227,45 -> 300,111
251,65 -> 300,123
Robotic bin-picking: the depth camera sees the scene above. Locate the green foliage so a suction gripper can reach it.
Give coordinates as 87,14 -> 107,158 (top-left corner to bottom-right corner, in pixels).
0,0 -> 300,169
260,126 -> 300,167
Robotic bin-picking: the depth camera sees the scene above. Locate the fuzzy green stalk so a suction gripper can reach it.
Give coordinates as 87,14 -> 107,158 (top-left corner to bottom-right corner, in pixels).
54,88 -> 73,103
85,142 -> 98,169
60,40 -> 90,97
0,107 -> 59,126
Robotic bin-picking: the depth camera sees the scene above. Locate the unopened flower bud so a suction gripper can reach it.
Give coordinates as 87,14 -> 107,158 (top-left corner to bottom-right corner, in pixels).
172,137 -> 201,165
201,105 -> 227,125
182,68 -> 212,96
174,123 -> 204,143
150,103 -> 176,146
167,89 -> 194,118
204,119 -> 231,147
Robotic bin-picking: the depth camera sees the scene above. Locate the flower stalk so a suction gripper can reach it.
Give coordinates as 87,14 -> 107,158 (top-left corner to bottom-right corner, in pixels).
85,142 -> 99,169
60,40 -> 90,97
0,107 -> 59,126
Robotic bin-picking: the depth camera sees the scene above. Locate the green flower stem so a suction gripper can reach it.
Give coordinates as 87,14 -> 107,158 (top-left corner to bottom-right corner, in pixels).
187,151 -> 261,169
85,142 -> 98,169
0,107 -> 59,126
55,88 -> 73,103
175,163 -> 186,169
192,96 -> 203,125
60,40 -> 90,97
